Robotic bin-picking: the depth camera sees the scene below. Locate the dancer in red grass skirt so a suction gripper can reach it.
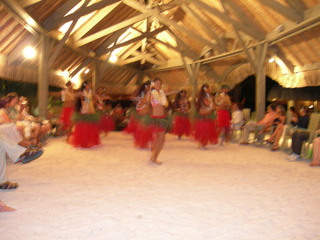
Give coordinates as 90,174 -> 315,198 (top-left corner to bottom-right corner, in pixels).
193,84 -> 218,148
59,81 -> 76,137
215,85 -> 232,145
148,78 -> 171,164
124,81 -> 153,149
94,87 -> 115,136
68,81 -> 101,148
172,90 -> 191,139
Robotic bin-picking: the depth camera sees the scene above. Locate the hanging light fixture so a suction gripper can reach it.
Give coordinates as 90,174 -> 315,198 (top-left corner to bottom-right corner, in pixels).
23,46 -> 37,59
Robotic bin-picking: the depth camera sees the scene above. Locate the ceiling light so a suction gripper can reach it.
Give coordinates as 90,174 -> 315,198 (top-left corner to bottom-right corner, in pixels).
23,46 -> 36,59
109,55 -> 118,63
268,57 -> 275,63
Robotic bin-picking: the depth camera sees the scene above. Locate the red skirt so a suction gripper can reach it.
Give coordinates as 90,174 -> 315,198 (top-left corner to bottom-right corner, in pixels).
217,109 -> 231,128
99,114 -> 115,134
123,115 -> 138,135
134,121 -> 153,149
60,107 -> 74,130
172,115 -> 191,137
68,122 -> 101,148
193,118 -> 218,146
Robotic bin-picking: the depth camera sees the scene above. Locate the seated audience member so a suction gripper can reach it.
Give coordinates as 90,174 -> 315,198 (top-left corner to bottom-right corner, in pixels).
310,136 -> 320,166
18,97 -> 52,143
266,104 -> 286,151
289,106 -> 299,126
287,107 -> 311,161
239,103 -> 278,144
231,103 -> 245,131
6,92 -> 40,142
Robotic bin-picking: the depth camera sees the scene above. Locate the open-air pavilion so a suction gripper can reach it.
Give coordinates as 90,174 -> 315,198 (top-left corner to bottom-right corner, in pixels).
0,0 -> 320,239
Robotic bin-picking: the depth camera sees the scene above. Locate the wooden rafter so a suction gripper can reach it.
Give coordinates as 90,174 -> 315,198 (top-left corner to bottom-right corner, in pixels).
75,13 -> 151,47
70,57 -> 93,77
257,0 -> 303,22
181,3 -> 226,52
44,0 -> 122,31
18,0 -> 43,8
71,2 -> 121,42
101,26 -> 168,55
186,0 -> 264,41
43,0 -> 81,30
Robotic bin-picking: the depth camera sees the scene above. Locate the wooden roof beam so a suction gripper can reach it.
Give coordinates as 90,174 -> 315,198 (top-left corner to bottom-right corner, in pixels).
186,0 -> 264,41
99,26 -> 168,57
44,0 -> 122,31
223,0 -> 265,38
69,58 -> 93,78
49,0 -> 91,67
120,41 -> 142,60
43,0 -> 82,30
285,0 -> 306,11
180,3 -> 226,53
76,13 -> 151,47
220,1 -> 257,71
72,2 -> 121,42
18,0 -> 43,8
96,28 -> 129,57
269,46 -> 294,74
123,0 -> 220,53
257,0 -> 303,23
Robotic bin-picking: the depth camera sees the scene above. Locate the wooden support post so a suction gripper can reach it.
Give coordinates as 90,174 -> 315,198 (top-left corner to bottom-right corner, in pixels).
189,63 -> 200,120
255,43 -> 268,121
37,34 -> 50,119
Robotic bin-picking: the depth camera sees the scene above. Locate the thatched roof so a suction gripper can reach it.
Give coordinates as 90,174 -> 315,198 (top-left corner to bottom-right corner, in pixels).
0,0 -> 319,95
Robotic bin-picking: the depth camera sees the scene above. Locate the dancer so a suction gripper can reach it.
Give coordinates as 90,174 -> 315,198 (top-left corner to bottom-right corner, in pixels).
194,84 -> 218,148
172,90 -> 191,139
149,78 -> 169,164
68,81 -> 101,148
95,87 -> 114,136
59,81 -> 76,137
215,85 -> 232,145
125,80 -> 152,148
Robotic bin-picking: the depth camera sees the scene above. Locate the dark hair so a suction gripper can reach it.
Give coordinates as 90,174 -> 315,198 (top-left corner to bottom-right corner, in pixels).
196,84 -> 209,111
135,80 -> 151,97
269,103 -> 277,111
80,80 -> 91,91
173,90 -> 187,109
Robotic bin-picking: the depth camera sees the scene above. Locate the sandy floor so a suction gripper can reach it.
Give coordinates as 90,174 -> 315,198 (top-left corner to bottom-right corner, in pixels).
1,132 -> 320,240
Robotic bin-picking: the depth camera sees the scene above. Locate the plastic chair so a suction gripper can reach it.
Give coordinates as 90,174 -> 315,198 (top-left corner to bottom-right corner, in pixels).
281,113 -> 320,158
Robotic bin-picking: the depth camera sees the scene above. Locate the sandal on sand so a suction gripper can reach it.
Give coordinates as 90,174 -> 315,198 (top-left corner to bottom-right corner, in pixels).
21,149 -> 44,164
0,181 -> 19,190
0,201 -> 16,212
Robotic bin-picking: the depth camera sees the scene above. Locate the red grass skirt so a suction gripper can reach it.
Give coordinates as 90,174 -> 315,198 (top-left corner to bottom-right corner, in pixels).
193,118 -> 218,146
134,122 -> 153,149
172,115 -> 191,137
68,122 -> 101,148
217,109 -> 231,128
60,107 -> 74,130
124,115 -> 138,135
99,114 -> 115,134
